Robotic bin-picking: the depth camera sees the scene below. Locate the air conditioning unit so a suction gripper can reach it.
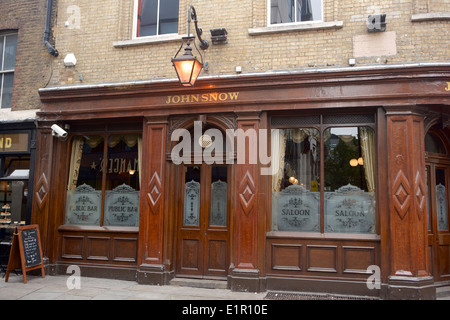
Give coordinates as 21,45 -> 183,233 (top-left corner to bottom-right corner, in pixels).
367,14 -> 386,32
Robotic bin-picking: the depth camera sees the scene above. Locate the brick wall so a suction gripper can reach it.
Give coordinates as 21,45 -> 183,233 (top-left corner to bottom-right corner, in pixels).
50,0 -> 450,86
0,0 -> 55,111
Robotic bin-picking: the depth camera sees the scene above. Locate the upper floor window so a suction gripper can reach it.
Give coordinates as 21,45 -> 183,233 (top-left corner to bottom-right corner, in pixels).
270,0 -> 323,24
0,32 -> 18,109
136,0 -> 179,37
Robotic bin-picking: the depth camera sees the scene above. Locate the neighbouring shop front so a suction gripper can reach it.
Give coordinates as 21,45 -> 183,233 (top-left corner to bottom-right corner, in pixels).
0,121 -> 37,273
35,63 -> 450,299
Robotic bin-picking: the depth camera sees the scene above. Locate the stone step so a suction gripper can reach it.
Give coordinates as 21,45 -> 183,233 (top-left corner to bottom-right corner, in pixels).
169,277 -> 228,290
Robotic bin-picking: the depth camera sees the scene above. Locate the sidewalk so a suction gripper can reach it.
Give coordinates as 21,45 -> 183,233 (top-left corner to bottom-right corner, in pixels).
1,273 -> 449,300
0,274 -> 266,300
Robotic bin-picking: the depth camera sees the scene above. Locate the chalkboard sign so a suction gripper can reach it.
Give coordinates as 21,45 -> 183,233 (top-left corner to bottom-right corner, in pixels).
5,224 -> 45,283
20,228 -> 42,268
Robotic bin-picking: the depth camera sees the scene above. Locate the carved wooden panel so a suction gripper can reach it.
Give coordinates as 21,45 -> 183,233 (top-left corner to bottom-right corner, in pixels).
61,235 -> 84,260
342,246 -> 376,274
113,237 -> 138,263
271,243 -> 302,271
181,239 -> 200,271
207,240 -> 227,273
59,230 -> 138,266
267,238 -> 380,279
87,237 -> 110,261
307,245 -> 338,273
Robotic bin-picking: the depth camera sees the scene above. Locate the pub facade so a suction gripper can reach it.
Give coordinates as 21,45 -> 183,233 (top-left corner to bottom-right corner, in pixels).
35,0 -> 450,299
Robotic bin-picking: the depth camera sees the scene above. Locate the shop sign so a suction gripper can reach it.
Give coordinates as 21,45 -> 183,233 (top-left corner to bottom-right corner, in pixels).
0,133 -> 29,152
165,92 -> 240,105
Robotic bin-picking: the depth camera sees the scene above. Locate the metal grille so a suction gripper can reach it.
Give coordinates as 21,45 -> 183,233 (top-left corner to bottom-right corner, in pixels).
323,114 -> 375,124
264,291 -> 378,300
271,115 -> 320,127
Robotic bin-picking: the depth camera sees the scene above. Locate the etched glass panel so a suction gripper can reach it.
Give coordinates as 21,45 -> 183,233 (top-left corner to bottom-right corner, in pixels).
104,184 -> 140,227
210,166 -> 228,227
325,184 -> 376,233
65,184 -> 101,225
272,184 -> 320,231
184,166 -> 201,226
436,169 -> 448,231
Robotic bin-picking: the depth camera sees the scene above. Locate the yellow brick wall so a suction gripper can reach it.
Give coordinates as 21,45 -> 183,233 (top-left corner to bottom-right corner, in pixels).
51,0 -> 450,86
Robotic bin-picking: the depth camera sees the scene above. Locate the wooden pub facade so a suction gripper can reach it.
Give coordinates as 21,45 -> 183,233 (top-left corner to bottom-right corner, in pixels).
31,0 -> 450,300
35,63 -> 450,299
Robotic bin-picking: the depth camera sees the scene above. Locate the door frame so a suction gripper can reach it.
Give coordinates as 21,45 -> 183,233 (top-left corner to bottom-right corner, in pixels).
425,130 -> 450,283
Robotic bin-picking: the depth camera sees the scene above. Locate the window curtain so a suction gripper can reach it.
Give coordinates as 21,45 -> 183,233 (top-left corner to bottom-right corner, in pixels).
67,136 -> 84,191
359,127 -> 376,192
300,0 -> 313,21
271,129 -> 286,192
138,135 -> 142,188
272,0 -> 292,24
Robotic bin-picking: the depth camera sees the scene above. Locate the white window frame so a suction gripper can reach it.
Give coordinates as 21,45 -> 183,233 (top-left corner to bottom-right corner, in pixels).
267,0 -> 324,26
132,0 -> 179,40
0,32 -> 17,110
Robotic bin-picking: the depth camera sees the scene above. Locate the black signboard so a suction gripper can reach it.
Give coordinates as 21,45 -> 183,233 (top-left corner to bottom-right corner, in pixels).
5,224 -> 45,283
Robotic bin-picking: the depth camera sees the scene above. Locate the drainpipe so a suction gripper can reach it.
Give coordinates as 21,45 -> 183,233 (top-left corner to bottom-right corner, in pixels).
44,0 -> 59,57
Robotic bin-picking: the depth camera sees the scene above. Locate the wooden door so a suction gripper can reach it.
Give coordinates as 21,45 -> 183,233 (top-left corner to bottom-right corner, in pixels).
176,164 -> 230,279
427,163 -> 450,281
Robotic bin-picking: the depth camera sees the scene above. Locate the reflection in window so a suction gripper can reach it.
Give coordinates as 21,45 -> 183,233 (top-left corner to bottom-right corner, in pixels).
271,128 -> 321,232
425,132 -> 446,154
270,123 -> 377,235
1,33 -> 18,109
324,127 -> 376,233
270,0 -> 322,24
65,134 -> 142,227
137,0 -> 179,37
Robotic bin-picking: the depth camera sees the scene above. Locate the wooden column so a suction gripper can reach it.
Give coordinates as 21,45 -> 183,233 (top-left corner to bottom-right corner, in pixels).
385,106 -> 435,299
137,116 -> 168,285
230,112 -> 261,292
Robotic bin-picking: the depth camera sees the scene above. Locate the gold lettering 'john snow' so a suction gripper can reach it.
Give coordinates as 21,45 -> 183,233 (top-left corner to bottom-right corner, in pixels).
166,92 -> 240,104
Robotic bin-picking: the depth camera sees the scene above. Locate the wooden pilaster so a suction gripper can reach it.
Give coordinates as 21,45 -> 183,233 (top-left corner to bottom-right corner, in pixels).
230,112 -> 261,292
137,116 -> 168,285
385,106 -> 435,299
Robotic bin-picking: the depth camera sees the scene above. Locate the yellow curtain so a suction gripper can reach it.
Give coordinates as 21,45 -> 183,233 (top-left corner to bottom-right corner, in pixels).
271,129 -> 286,192
67,136 -> 84,191
359,127 -> 376,193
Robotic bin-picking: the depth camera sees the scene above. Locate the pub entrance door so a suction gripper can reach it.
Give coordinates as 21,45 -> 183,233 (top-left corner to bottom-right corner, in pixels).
176,164 -> 230,279
425,131 -> 450,282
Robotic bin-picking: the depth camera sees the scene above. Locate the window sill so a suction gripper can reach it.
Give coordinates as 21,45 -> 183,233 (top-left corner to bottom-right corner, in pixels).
58,224 -> 139,233
266,231 -> 380,241
113,34 -> 183,48
248,21 -> 344,36
411,12 -> 450,22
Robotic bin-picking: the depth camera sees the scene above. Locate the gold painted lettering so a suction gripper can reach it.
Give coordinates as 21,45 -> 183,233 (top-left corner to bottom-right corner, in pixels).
209,93 -> 218,102
219,93 -> 228,101
5,138 -> 11,149
202,94 -> 209,102
191,94 -> 199,102
228,92 -> 240,100
181,95 -> 190,103
166,96 -> 172,104
445,82 -> 450,92
172,95 -> 181,103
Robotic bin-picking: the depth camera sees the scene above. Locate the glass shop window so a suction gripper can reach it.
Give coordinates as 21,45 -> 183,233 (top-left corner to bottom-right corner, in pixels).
65,134 -> 142,227
136,0 -> 179,37
270,0 -> 323,25
271,115 -> 376,235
